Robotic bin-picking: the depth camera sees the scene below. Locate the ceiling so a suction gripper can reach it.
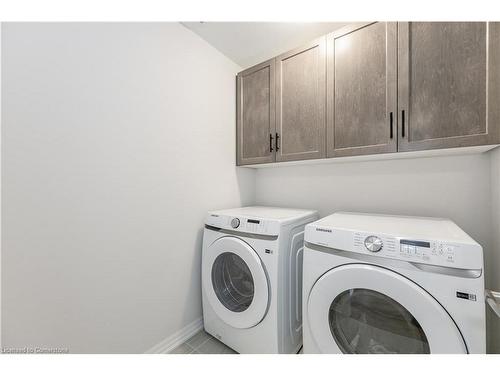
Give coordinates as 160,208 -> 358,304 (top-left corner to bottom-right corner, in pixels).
182,22 -> 347,69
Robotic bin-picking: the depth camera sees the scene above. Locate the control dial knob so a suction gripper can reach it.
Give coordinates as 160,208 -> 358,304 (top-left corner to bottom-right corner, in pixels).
230,218 -> 240,229
364,235 -> 383,252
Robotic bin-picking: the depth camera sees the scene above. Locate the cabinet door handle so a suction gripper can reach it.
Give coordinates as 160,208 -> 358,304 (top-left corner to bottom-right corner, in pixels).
389,112 -> 394,139
269,133 -> 274,152
275,133 -> 280,151
401,110 -> 406,138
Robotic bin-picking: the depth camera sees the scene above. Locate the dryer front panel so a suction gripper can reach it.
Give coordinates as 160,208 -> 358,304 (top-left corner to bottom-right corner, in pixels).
307,264 -> 467,354
203,236 -> 269,329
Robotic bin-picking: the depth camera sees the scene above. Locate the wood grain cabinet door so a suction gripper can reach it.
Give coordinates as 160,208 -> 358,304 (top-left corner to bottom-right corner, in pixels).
327,22 -> 397,158
275,37 -> 327,162
236,59 -> 276,166
398,22 -> 500,151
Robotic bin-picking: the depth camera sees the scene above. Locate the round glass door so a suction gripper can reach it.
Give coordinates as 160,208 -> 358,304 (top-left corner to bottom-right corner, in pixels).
212,252 -> 254,312
329,289 -> 430,354
306,264 -> 467,353
202,236 -> 269,329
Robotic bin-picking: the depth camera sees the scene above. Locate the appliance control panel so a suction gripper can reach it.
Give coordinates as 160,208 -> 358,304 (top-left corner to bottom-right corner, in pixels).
353,232 -> 462,267
398,239 -> 456,264
304,217 -> 483,270
206,214 -> 281,236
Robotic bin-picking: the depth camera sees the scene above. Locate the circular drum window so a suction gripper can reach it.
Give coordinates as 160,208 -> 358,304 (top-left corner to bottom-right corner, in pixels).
211,252 -> 255,312
329,288 -> 430,354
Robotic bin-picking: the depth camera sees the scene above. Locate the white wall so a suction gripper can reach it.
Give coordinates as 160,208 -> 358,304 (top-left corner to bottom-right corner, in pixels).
255,154 -> 491,245
1,23 -> 254,353
0,23 -> 2,350
488,148 -> 500,353
255,153 -> 500,353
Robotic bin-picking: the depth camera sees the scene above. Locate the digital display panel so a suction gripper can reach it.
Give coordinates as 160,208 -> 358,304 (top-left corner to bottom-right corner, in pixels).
400,239 -> 430,248
247,219 -> 260,224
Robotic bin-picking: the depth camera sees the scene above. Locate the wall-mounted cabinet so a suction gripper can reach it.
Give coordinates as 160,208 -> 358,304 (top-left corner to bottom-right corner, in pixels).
236,22 -> 500,166
398,22 -> 500,151
275,37 -> 326,162
236,59 -> 275,165
327,22 -> 397,157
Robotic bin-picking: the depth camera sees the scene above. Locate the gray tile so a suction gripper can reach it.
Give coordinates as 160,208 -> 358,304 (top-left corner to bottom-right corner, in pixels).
169,343 -> 194,354
196,338 -> 237,354
221,347 -> 237,354
185,330 -> 212,349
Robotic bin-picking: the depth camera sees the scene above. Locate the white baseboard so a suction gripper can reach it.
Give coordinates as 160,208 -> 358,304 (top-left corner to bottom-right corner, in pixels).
145,317 -> 203,354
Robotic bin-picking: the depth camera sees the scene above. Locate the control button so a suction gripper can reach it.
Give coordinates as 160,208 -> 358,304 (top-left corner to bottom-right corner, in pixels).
230,218 -> 240,229
438,245 -> 444,255
364,235 -> 383,252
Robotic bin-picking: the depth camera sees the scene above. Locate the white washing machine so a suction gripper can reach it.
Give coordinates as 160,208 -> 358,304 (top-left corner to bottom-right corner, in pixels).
303,212 -> 486,354
202,206 -> 318,353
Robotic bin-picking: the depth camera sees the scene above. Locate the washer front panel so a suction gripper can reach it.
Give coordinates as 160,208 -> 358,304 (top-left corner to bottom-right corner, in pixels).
307,264 -> 467,353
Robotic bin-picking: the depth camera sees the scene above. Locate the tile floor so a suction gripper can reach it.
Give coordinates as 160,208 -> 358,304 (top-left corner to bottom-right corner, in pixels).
169,330 -> 237,354
169,329 -> 304,354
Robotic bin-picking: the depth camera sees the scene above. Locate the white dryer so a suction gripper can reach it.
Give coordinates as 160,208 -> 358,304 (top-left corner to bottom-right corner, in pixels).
202,206 -> 318,353
303,212 -> 486,354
